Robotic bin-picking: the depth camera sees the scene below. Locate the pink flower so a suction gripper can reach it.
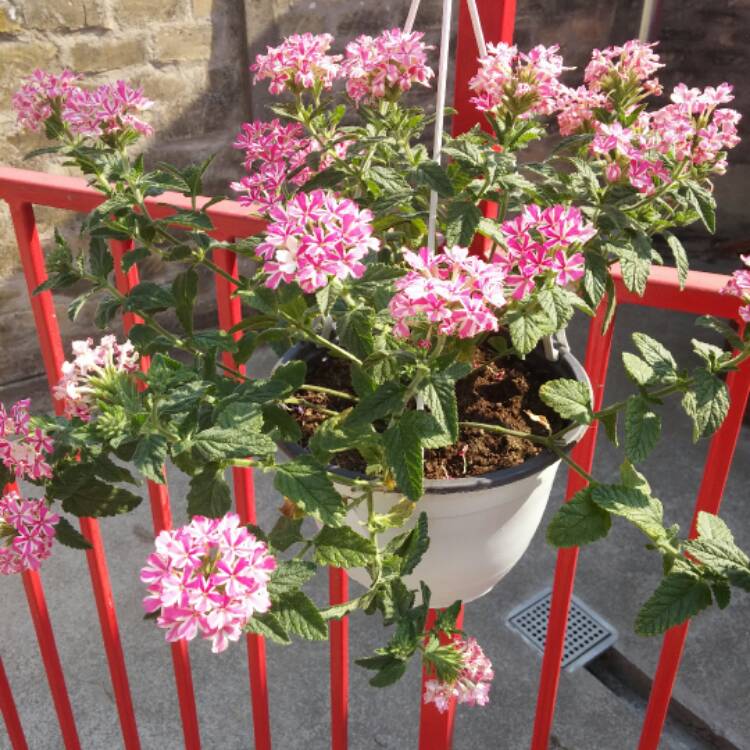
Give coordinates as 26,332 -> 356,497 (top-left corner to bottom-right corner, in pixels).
585,40 -> 663,95
54,336 -> 139,421
469,43 -> 568,118
255,190 -> 379,293
0,400 -> 54,481
12,69 -> 80,131
342,28 -> 434,104
388,245 -> 506,340
556,85 -> 610,136
552,251 -> 585,286
141,513 -> 276,654
63,81 -> 153,137
0,491 -> 59,575
423,637 -> 494,713
251,33 -> 341,95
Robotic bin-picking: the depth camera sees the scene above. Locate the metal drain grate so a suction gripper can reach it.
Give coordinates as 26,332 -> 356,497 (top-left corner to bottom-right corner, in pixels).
506,588 -> 617,672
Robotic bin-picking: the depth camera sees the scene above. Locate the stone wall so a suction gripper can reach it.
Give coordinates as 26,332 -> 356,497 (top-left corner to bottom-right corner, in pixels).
1,0 -> 748,385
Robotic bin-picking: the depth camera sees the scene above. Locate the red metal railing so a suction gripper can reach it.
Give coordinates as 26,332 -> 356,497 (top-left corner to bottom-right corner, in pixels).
1,2 -> 748,748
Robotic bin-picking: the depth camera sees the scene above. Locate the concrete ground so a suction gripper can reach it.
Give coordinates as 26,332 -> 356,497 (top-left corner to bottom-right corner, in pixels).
1,301 -> 749,750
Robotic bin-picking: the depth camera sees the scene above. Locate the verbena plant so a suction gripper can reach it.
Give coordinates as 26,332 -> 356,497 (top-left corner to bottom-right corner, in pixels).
3,33 -> 750,709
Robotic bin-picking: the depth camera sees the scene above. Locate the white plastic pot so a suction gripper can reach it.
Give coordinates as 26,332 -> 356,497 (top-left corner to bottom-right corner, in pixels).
279,346 -> 589,608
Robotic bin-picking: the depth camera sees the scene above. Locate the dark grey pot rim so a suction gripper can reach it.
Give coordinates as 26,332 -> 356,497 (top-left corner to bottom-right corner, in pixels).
277,343 -> 590,495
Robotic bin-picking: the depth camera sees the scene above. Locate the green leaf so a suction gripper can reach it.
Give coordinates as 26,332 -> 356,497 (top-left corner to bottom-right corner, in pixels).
346,381 -> 406,429
382,412 -> 442,501
591,484 -> 664,540
54,517 -> 92,549
68,292 -> 93,322
621,352 -> 655,386
268,560 -> 317,596
262,404 -> 302,443
88,237 -> 113,280
124,281 -> 175,313
94,295 -> 122,328
696,316 -> 744,350
507,308 -> 547,356
712,581 -> 731,609
615,239 -> 651,296
635,573 -> 712,636
338,308 -> 375,359
61,481 -> 142,518
583,251 -> 608,308
314,526 -> 376,568
172,268 -> 199,335
685,513 -> 749,574
133,434 -> 167,483
539,378 -> 592,424
187,465 -> 232,518
274,457 -> 346,526
423,640 -> 463,683
268,515 -> 304,551
546,488 -> 612,547
394,512 -> 430,575
681,368 -> 729,441
695,511 -> 735,544
664,232 -> 689,289
191,420 -> 276,462
728,568 -> 750,592
624,396 -> 661,463
619,460 -> 651,494
421,374 -> 459,445
632,333 -> 678,384
272,360 -> 306,391
274,591 -> 327,641
321,594 -> 370,620
416,160 -> 455,197
600,411 -> 619,446
120,246 -> 150,273
687,184 -> 716,233
445,200 -> 482,247
244,612 -> 291,645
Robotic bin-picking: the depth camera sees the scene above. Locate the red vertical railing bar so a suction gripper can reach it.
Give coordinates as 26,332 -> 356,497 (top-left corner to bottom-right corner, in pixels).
213,246 -> 273,750
0,656 -> 28,750
110,239 -> 202,750
418,606 -> 466,750
530,301 -> 617,750
8,202 -> 141,749
328,567 -> 349,750
638,343 -> 750,749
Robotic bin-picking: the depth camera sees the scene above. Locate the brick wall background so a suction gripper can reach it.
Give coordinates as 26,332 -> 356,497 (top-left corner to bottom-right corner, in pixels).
0,0 -> 748,385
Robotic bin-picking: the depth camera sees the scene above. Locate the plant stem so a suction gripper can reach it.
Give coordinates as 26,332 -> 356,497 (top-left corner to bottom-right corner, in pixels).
301,384 -> 358,401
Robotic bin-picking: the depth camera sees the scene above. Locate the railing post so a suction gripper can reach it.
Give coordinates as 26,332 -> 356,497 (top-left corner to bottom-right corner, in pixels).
8,202 -> 141,750
213,245 -> 273,750
638,348 -> 750,749
530,301 -> 617,750
418,606 -> 465,750
329,567 -> 349,750
0,656 -> 29,750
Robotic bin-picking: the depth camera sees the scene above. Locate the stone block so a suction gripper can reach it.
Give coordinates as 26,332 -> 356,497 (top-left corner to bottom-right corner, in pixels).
21,0 -> 107,31
153,24 -> 212,63
69,35 -> 148,73
113,0 -> 185,24
0,6 -> 21,33
192,0 -> 213,19
0,40 -> 59,91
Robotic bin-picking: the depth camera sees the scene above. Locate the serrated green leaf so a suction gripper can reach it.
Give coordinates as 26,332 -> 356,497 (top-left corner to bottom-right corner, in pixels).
421,374 -> 459,444
313,526 -> 376,568
88,237 -> 113,280
619,460 -> 651,494
187,465 -> 231,518
445,200 -> 482,247
346,381 -> 406,429
681,368 -> 729,441
172,268 -> 199,335
546,488 -> 612,547
54,517 -> 92,549
728,568 -> 750,592
191,420 -> 276,462
133,433 -> 167,483
621,352 -> 655,386
338,308 -> 375,359
94,295 -> 122,328
591,484 -> 665,540
695,511 -> 734,544
274,457 -> 346,526
267,515 -> 304,551
631,333 -> 678,384
695,316 -> 744,350
687,184 -> 716,233
268,560 -> 317,596
272,360 -> 306,391
507,308 -> 546,356
600,411 -> 619,446
539,378 -> 592,424
664,232 -> 689,289
416,160 -> 455,197
395,512 -> 429,575
244,612 -> 291,644
274,591 -> 327,641
124,281 -> 174,313
624,396 -> 661,463
635,573 -> 712,636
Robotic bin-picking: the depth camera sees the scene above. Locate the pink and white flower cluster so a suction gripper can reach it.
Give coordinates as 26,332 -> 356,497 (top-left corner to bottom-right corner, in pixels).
256,189 -> 380,292
389,246 -> 507,340
342,28 -> 434,104
13,70 -> 152,137
556,85 -> 610,136
0,491 -> 59,576
0,399 -> 53,482
469,43 -> 567,117
54,336 -> 139,421
585,40 -> 664,96
141,513 -> 277,654
231,119 -> 349,212
252,33 -> 342,95
12,69 -> 80,131
721,255 -> 750,323
423,637 -> 494,713
497,204 -> 594,299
